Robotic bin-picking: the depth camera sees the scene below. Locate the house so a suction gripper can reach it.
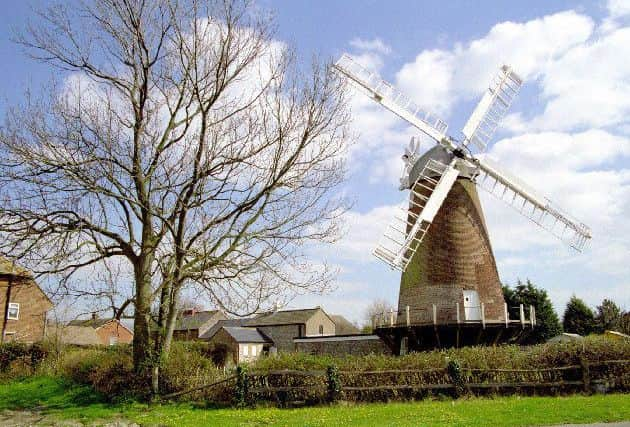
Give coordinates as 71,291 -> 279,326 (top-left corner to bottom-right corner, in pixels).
330,314 -> 360,335
244,307 -> 336,352
173,309 -> 227,341
199,318 -> 249,341
46,324 -> 102,346
0,258 -> 53,343
67,315 -> 133,346
206,326 -> 272,365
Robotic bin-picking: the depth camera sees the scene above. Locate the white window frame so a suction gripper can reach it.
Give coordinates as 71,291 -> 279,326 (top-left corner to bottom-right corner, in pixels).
7,303 -> 19,320
251,345 -> 257,357
242,344 -> 249,356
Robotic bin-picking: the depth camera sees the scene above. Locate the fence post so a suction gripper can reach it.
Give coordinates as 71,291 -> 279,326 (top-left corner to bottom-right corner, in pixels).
390,309 -> 394,327
481,303 -> 486,329
456,303 -> 461,324
372,315 -> 376,331
326,365 -> 341,403
581,358 -> 591,394
519,304 -> 525,329
235,365 -> 249,407
447,360 -> 465,398
530,305 -> 535,327
432,304 -> 437,325
406,305 -> 410,326
504,303 -> 509,327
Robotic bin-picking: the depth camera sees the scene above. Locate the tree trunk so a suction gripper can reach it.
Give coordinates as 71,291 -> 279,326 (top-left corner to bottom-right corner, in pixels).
133,259 -> 154,393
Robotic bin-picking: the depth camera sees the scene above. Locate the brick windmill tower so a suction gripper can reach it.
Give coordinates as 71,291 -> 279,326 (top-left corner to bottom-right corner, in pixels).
333,55 -> 592,352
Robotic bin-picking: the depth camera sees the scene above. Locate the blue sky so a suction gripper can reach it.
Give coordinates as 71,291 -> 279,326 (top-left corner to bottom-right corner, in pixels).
1,1 -> 629,324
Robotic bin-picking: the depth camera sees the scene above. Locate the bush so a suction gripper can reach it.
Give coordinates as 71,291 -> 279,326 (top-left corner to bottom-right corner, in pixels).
251,336 -> 630,372
160,342 -> 225,397
0,342 -> 50,378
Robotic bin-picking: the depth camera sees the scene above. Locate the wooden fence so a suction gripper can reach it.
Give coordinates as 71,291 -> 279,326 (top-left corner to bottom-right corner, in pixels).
162,359 -> 629,406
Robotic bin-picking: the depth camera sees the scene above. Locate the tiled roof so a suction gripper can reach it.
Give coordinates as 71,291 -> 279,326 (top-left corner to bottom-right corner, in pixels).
244,308 -> 321,327
174,310 -> 221,331
221,327 -> 271,343
67,318 -> 114,328
330,315 -> 360,335
199,318 -> 248,340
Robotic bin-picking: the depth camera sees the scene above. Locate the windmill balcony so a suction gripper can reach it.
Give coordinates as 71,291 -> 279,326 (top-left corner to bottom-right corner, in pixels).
372,302 -> 535,330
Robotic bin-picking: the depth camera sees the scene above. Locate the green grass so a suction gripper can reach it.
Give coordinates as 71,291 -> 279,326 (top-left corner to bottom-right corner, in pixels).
1,377 -> 628,426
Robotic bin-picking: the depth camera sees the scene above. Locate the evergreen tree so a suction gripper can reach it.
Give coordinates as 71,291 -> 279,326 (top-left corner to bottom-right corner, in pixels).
562,296 -> 596,336
594,299 -> 622,332
502,279 -> 561,344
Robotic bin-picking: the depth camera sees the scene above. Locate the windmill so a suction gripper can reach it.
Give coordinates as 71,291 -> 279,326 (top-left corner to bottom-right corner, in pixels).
333,54 -> 592,351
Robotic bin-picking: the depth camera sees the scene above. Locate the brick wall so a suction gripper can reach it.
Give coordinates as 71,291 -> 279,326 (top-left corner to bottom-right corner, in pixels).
398,178 -> 506,323
95,321 -> 133,345
295,335 -> 391,356
1,276 -> 52,343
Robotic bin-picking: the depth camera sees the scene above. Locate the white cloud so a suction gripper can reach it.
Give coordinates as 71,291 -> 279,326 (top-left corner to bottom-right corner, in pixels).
518,27 -> 630,132
395,11 -> 594,119
608,0 -> 630,18
349,38 -> 392,55
329,204 -> 398,263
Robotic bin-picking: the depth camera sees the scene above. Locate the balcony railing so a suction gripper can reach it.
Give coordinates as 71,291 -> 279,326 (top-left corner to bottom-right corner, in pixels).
372,302 -> 536,330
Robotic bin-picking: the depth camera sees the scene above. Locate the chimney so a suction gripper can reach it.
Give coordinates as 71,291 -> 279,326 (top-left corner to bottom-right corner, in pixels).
183,308 -> 196,317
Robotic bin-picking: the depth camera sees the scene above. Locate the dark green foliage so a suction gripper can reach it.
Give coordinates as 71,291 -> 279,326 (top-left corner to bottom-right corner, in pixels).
502,279 -> 562,343
0,342 -> 27,372
563,296 -> 596,336
326,365 -> 340,403
0,342 -> 49,374
594,299 -> 622,333
235,365 -> 249,407
447,359 -> 465,398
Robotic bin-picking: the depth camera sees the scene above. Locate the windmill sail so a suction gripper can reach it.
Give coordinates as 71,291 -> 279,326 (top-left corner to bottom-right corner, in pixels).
374,159 -> 460,271
333,54 -> 449,143
476,157 -> 591,251
462,65 -> 523,153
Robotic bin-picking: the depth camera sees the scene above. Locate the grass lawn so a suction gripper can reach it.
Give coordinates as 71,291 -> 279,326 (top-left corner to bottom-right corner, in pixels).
0,376 -> 628,426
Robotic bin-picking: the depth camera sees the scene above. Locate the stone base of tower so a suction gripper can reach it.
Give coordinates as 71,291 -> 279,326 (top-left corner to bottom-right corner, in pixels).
375,322 -> 534,355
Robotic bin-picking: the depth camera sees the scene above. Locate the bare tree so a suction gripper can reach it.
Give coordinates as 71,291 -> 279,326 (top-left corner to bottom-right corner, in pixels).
0,0 -> 350,394
363,298 -> 396,332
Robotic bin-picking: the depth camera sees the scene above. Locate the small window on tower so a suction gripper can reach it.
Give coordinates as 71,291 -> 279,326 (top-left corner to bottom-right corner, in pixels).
7,303 -> 19,320
318,325 -> 324,335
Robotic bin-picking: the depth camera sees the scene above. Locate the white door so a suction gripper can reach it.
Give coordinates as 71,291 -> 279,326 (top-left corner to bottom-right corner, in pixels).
463,290 -> 481,321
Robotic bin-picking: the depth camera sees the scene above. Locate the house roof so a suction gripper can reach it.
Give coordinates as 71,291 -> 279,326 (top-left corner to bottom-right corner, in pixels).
0,257 -> 31,278
200,318 -> 248,340
245,307 -> 323,327
66,318 -> 133,335
330,315 -> 360,335
221,326 -> 271,343
47,324 -> 102,346
174,310 -> 222,331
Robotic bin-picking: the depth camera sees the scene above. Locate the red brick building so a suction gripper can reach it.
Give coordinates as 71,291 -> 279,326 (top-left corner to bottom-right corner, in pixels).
67,315 -> 133,346
0,258 -> 53,343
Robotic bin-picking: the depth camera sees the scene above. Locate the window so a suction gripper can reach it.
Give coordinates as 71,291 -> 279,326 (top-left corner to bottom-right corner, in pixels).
7,303 -> 19,320
251,345 -> 257,357
242,345 -> 249,356
318,325 -> 324,335
109,336 -> 118,346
